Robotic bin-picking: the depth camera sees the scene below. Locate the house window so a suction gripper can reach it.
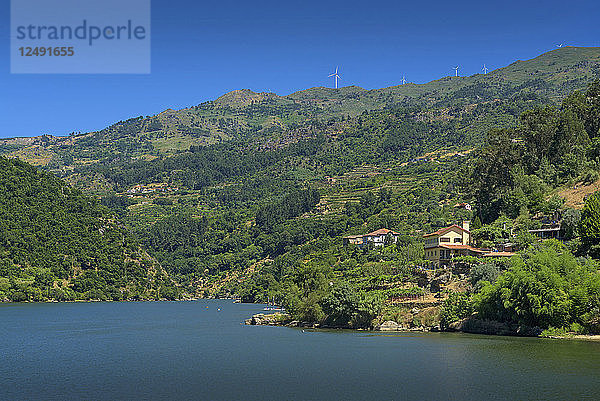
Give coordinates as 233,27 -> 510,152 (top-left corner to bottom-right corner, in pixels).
440,237 -> 450,243
454,237 -> 461,243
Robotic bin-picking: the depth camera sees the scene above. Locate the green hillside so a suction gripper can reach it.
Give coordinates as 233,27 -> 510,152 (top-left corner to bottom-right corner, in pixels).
0,157 -> 177,302
2,48 -> 600,335
2,47 -> 599,175
73,78 -> 598,289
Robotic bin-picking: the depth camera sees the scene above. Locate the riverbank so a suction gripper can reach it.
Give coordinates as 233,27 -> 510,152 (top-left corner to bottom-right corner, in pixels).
244,312 -> 600,341
244,312 -> 440,331
545,334 -> 600,341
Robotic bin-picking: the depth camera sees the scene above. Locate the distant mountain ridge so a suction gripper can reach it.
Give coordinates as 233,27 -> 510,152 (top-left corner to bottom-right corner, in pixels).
222,46 -> 600,107
2,46 -> 600,173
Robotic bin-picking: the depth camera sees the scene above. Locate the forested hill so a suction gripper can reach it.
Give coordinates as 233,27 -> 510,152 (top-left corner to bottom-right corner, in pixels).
1,48 -> 600,330
0,157 -> 177,302
1,47 -> 599,173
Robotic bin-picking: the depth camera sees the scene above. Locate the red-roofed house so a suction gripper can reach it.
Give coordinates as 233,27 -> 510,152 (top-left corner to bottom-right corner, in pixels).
343,229 -> 400,247
423,221 -> 487,266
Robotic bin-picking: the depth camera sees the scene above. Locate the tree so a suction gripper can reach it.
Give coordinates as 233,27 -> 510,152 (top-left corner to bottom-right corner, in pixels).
475,241 -> 600,332
321,282 -> 359,327
562,209 -> 581,240
440,292 -> 474,329
320,281 -> 382,329
470,128 -> 522,222
469,262 -> 500,292
472,215 -> 482,230
580,191 -> 600,258
587,137 -> 600,164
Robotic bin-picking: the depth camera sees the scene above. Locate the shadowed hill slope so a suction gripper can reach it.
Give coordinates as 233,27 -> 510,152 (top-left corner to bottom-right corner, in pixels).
0,156 -> 177,301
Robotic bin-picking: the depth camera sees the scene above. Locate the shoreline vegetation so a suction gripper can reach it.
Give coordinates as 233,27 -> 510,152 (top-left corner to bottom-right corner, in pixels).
241,239 -> 600,340
0,298 -> 202,303
0,296 -> 232,303
244,311 -> 600,342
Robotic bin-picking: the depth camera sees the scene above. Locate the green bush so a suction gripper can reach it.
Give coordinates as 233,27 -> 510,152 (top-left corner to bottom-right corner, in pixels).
580,191 -> 600,258
320,282 -> 382,328
440,292 -> 474,329
469,262 -> 500,292
475,241 -> 600,332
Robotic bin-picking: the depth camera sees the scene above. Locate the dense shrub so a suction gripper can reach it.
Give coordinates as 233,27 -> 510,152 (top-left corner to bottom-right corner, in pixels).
475,241 -> 600,333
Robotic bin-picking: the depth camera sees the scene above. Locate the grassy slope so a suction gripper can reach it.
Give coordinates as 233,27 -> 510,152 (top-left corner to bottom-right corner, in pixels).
556,178 -> 600,209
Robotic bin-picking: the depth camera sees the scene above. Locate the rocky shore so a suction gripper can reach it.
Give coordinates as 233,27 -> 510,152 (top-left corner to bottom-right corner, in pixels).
244,312 -> 549,337
244,312 -> 435,331
244,313 -> 324,328
445,317 -> 544,336
374,320 -> 434,332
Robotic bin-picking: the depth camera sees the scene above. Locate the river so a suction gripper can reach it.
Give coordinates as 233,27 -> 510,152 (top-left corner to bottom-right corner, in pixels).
1,300 -> 599,400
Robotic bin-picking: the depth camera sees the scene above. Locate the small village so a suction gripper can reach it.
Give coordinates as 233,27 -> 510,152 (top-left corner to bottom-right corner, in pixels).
125,182 -> 179,195
249,210 -> 577,332
342,216 -> 562,268
342,221 -> 514,266
330,205 -> 573,318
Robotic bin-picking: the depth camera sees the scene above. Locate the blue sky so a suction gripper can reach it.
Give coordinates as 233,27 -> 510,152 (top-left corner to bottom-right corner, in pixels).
1,0 -> 599,138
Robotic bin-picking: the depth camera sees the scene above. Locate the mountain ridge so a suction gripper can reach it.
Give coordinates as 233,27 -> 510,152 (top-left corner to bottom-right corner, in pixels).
2,46 -> 599,174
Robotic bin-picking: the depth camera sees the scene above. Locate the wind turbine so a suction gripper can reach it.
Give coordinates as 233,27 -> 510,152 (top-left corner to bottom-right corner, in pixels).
482,64 -> 488,74
556,43 -> 564,48
454,66 -> 459,77
401,76 -> 406,85
328,66 -> 341,89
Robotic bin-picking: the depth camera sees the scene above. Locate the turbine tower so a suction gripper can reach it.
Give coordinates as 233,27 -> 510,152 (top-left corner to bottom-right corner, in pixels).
482,64 -> 488,74
329,66 -> 341,89
454,66 -> 459,77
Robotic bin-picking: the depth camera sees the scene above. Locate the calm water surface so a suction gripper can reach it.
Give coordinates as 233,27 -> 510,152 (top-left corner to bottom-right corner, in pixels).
1,300 -> 600,400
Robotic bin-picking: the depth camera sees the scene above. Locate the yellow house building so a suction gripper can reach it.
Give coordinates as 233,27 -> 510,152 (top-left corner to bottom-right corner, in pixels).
423,221 -> 486,267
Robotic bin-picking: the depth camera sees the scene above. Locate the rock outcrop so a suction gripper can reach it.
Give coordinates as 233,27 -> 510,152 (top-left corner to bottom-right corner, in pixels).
376,321 -> 400,331
448,317 -> 543,336
244,313 -> 291,326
